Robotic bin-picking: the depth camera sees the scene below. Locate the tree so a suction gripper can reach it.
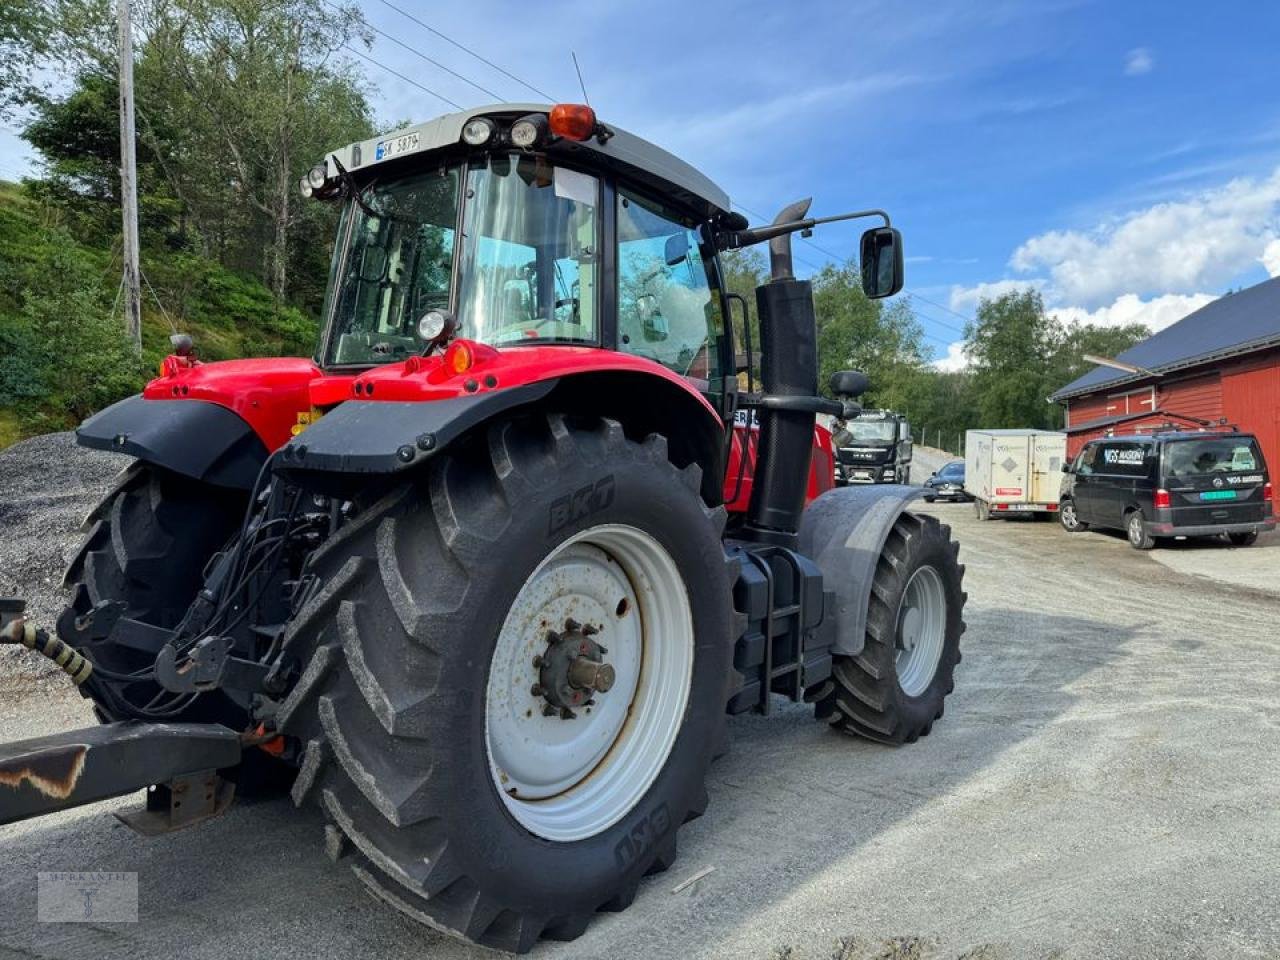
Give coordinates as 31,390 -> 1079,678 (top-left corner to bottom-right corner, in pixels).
964,289 -> 1059,429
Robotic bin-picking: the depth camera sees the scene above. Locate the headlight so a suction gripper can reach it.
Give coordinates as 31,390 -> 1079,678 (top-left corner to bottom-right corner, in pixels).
307,164 -> 327,189
510,113 -> 548,149
461,117 -> 495,146
417,309 -> 455,344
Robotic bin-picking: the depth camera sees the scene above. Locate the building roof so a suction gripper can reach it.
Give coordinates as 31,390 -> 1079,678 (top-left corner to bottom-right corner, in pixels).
324,103 -> 733,219
1051,275 -> 1280,402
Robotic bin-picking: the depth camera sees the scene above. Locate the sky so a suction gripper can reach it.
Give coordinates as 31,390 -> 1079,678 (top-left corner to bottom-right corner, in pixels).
4,0 -> 1280,369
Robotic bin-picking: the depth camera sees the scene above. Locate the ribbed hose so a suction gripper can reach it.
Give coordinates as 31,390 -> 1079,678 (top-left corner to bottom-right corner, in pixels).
0,617 -> 94,685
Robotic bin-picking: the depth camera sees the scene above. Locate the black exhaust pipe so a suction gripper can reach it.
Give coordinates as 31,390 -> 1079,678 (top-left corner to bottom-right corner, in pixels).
744,199 -> 819,546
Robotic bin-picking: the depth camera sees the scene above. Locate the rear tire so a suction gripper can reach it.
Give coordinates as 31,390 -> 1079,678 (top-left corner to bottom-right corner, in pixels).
276,414 -> 733,951
61,463 -> 248,723
818,512 -> 965,744
1126,510 -> 1156,550
1228,532 -> 1258,547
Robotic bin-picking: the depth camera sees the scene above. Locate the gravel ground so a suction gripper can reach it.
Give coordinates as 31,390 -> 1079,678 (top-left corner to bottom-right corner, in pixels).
2,438 -> 1279,959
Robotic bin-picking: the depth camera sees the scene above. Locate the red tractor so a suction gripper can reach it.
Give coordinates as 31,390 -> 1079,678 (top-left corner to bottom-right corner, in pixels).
0,103 -> 964,951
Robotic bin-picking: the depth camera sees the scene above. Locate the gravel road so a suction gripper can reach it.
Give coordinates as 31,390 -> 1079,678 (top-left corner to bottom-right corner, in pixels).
2,437 -> 1279,960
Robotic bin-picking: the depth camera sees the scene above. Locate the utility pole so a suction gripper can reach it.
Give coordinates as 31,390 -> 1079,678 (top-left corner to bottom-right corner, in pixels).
117,0 -> 142,353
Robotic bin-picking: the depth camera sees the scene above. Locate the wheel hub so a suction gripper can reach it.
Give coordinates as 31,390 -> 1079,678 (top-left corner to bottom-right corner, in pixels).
534,619 -> 616,718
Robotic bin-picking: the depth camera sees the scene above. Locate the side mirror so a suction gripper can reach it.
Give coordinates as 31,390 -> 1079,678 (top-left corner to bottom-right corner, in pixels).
1062,462 -> 1074,475
664,232 -> 690,267
859,226 -> 904,299
829,369 -> 869,399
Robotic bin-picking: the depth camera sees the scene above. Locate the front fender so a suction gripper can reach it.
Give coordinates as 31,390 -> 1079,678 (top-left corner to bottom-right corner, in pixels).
76,395 -> 269,489
798,484 -> 924,656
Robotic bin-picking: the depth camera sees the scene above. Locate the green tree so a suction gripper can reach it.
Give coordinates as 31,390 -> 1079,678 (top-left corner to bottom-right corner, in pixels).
964,289 -> 1059,428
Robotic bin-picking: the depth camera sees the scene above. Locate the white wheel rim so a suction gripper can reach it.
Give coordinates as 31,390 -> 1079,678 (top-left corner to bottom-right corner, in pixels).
1129,515 -> 1143,543
484,523 -> 693,842
894,565 -> 947,697
1062,503 -> 1077,528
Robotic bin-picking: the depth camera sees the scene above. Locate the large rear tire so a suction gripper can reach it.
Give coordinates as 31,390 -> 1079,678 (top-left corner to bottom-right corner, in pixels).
818,512 -> 965,744
61,462 -> 248,723
276,414 -> 734,952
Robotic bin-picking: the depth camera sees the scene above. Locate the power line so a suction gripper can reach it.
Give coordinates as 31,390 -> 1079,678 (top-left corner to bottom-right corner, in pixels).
329,0 -> 504,102
375,0 -> 556,101
342,41 -> 462,110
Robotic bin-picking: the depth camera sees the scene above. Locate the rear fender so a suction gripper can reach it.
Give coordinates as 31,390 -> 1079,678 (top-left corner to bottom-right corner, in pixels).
798,484 -> 924,656
76,395 -> 269,489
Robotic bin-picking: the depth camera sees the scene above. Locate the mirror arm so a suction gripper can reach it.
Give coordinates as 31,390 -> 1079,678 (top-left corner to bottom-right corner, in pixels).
717,208 -> 892,251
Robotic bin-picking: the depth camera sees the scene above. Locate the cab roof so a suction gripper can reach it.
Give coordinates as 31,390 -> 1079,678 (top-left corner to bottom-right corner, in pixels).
323,103 -> 733,220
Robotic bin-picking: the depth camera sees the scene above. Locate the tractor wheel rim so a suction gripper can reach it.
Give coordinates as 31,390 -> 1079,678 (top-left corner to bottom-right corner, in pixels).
484,523 -> 693,842
894,564 -> 946,697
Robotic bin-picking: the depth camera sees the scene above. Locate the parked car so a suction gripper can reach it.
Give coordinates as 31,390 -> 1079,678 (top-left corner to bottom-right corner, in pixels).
1059,430 -> 1275,549
923,460 -> 971,502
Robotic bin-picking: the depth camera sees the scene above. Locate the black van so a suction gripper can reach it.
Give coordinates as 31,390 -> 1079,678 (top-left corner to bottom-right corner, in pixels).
1059,430 -> 1275,549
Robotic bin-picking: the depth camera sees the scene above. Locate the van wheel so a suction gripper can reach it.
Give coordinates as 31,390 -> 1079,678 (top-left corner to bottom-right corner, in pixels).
1059,500 -> 1087,532
1126,511 -> 1155,550
1227,532 -> 1258,547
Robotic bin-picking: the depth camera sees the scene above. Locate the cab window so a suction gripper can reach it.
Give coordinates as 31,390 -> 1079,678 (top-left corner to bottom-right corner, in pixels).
616,189 -> 721,387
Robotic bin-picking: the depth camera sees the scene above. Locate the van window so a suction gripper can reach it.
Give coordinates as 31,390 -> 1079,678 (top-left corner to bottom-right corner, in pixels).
1164,437 -> 1264,478
1096,441 -> 1150,476
1076,444 -> 1099,475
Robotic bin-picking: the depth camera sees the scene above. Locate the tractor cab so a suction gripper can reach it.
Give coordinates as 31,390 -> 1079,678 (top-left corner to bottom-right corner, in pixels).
307,104 -> 739,420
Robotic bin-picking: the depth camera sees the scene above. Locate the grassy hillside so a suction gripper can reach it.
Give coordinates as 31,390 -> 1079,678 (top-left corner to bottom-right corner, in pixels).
0,179 -> 320,448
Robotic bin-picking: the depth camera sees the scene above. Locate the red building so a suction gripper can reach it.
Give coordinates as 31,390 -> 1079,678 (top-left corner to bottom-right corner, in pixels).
1051,277 -> 1280,473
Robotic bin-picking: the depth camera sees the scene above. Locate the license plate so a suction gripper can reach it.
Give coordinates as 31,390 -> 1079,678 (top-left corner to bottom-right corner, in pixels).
375,132 -> 420,161
1200,490 -> 1237,501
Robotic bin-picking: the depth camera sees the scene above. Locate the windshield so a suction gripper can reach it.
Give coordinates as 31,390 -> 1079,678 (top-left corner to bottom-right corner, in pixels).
1164,437 -> 1264,478
939,462 -> 964,479
322,155 -> 599,367
848,420 -> 897,443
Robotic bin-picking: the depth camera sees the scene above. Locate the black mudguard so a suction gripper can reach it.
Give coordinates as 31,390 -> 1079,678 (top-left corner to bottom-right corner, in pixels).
274,381 -> 557,477
798,484 -> 925,656
77,395 -> 269,489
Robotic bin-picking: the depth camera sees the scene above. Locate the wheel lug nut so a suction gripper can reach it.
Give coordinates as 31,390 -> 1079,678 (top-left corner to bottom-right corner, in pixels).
565,618 -> 582,632
530,683 -> 543,697
542,703 -> 558,717
532,655 -> 543,668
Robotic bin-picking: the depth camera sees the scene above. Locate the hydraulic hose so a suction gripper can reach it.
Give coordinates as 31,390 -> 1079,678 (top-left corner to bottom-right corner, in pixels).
0,612 -> 94,686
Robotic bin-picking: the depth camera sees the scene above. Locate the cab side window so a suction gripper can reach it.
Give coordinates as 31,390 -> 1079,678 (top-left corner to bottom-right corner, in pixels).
616,188 -> 720,387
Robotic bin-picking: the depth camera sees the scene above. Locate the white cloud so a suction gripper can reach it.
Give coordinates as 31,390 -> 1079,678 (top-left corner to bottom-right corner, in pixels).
1010,167 -> 1280,307
932,341 -> 970,372
1049,292 -> 1216,333
948,278 -> 1041,312
1262,238 -> 1280,277
1124,47 -> 1154,76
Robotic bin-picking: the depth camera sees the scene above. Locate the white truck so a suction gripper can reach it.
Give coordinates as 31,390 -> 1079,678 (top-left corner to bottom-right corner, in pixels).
965,429 -> 1067,520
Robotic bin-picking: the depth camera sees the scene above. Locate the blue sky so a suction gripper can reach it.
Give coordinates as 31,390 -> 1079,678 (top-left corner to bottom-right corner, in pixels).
4,0 -> 1279,367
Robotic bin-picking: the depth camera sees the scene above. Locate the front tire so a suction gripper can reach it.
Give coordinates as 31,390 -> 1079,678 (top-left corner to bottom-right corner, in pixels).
277,414 -> 734,951
818,512 -> 965,744
1059,499 -> 1087,532
1228,532 -> 1258,547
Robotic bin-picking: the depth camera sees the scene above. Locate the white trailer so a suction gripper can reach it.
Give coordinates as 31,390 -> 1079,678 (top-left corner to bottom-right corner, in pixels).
965,429 -> 1067,520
